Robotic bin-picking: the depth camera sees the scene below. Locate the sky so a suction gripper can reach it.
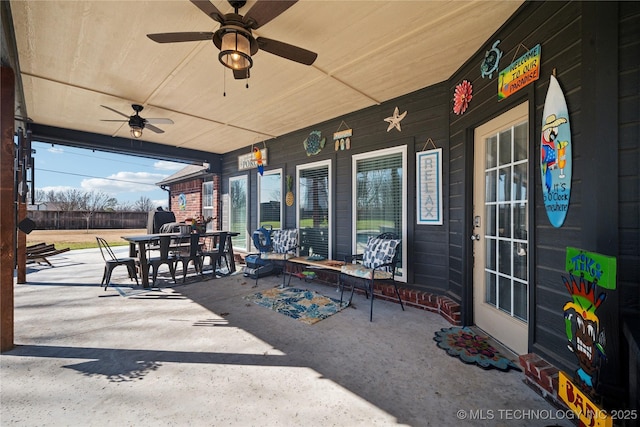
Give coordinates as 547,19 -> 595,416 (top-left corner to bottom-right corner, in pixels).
31,141 -> 187,209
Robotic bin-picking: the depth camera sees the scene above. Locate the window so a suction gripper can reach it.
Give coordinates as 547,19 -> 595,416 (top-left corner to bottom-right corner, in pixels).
352,146 -> 406,281
229,175 -> 248,252
297,160 -> 331,259
202,181 -> 213,232
258,169 -> 282,229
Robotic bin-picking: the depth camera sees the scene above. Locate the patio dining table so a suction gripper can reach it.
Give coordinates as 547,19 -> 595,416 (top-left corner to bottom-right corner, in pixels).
122,231 -> 238,288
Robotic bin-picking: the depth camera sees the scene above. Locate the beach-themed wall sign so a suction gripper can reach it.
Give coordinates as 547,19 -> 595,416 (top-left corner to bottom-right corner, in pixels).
238,148 -> 268,172
384,107 -> 407,132
333,121 -> 352,151
303,131 -> 326,156
416,139 -> 443,225
558,247 -> 617,427
540,74 -> 572,227
498,43 -> 541,100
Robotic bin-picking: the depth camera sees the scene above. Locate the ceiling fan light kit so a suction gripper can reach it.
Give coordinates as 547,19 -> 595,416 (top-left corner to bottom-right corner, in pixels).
218,27 -> 254,71
147,0 -> 317,81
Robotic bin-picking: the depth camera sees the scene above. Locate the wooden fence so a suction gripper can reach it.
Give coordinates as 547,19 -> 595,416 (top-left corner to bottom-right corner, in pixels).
26,210 -> 147,230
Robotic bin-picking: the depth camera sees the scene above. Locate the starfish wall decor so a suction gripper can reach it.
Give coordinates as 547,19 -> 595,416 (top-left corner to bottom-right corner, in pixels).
384,107 -> 407,132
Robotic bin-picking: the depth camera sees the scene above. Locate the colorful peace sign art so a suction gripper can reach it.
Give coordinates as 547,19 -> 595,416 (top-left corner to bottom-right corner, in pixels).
540,75 -> 572,227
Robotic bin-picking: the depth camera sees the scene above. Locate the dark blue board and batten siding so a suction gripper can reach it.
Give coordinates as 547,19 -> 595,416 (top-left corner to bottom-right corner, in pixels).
219,1 -> 639,402
222,81 -> 451,293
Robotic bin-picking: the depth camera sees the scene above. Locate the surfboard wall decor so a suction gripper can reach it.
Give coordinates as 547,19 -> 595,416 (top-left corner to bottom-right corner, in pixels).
540,74 -> 572,227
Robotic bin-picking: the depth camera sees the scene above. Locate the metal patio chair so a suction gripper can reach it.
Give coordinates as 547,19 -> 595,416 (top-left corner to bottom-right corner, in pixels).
339,232 -> 404,322
96,236 -> 139,290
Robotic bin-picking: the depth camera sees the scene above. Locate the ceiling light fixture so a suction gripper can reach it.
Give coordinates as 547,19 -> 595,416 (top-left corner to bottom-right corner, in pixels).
130,126 -> 143,139
218,27 -> 253,71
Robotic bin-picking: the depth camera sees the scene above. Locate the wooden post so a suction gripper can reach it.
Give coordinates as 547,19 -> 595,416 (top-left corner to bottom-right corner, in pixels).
1,66 -> 16,352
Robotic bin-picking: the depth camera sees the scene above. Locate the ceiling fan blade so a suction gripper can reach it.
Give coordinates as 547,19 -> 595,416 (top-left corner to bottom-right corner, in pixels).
145,118 -> 174,125
147,32 -> 213,43
100,119 -> 128,122
145,123 -> 165,134
100,105 -> 130,119
233,69 -> 250,80
243,0 -> 298,29
189,0 -> 225,23
257,37 -> 317,65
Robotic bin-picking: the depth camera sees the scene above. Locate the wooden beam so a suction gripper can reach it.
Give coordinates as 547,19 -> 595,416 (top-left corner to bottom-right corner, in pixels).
1,66 -> 15,352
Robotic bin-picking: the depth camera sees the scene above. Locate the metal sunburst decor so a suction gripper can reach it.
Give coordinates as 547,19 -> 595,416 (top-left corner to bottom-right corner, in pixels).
453,80 -> 473,115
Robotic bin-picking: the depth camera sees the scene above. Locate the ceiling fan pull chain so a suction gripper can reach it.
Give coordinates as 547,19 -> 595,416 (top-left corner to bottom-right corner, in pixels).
223,68 -> 227,97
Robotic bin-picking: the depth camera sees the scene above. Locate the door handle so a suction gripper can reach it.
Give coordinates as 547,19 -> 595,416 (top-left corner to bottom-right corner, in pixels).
470,234 -> 480,241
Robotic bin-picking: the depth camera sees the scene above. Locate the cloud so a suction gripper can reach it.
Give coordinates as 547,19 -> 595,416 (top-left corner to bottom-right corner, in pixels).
38,185 -> 76,193
81,171 -> 167,194
47,146 -> 64,154
154,160 -> 185,171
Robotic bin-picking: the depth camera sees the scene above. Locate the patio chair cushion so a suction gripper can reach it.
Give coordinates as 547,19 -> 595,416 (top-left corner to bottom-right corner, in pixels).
271,229 -> 298,254
261,252 -> 296,261
340,263 -> 394,280
362,237 -> 400,269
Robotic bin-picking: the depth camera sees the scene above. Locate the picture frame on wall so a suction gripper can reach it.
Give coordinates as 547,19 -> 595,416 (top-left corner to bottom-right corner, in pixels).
416,148 -> 443,225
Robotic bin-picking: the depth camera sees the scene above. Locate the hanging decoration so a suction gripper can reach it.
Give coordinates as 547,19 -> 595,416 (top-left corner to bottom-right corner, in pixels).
540,73 -> 572,228
285,175 -> 294,206
303,130 -> 326,156
497,43 -> 541,100
453,80 -> 473,115
253,146 -> 264,175
384,106 -> 407,132
333,120 -> 352,151
480,40 -> 502,79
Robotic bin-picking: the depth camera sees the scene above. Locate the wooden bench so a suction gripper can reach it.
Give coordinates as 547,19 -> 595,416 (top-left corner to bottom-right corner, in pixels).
26,243 -> 71,266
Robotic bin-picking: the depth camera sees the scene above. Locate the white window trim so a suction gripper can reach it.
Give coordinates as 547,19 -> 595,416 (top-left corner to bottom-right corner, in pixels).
296,159 -> 332,260
229,175 -> 248,252
257,168 -> 283,229
352,145 -> 407,282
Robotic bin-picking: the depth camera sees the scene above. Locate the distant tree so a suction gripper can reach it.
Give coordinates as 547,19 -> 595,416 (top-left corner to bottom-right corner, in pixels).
35,189 -> 118,211
132,196 -> 154,212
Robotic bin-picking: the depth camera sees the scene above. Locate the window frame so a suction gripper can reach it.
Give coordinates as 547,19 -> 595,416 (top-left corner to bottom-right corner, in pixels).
228,174 -> 249,252
351,145 -> 407,282
257,168 -> 283,229
296,159 -> 332,259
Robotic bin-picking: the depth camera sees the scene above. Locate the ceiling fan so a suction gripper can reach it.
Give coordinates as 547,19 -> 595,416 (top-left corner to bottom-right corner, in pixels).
147,0 -> 317,79
100,104 -> 174,138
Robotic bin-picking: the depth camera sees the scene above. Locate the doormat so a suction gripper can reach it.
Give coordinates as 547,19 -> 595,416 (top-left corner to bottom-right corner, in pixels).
244,287 -> 348,325
433,327 -> 521,372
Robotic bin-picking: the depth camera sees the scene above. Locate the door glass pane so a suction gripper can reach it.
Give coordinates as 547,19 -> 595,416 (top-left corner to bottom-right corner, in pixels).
259,171 -> 282,229
514,242 -> 527,280
485,135 -> 497,168
485,170 -> 497,202
499,129 -> 512,166
485,238 -> 496,271
514,123 -> 528,162
498,276 -> 512,313
298,163 -> 329,258
229,176 -> 247,251
514,280 -> 528,320
485,272 -> 496,305
498,167 -> 511,201
485,204 -> 496,236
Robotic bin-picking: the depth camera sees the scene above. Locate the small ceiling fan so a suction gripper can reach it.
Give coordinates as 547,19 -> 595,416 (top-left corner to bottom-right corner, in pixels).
147,0 -> 317,79
100,104 -> 174,138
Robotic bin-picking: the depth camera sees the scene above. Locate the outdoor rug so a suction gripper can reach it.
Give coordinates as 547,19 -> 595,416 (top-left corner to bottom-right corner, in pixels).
433,326 -> 521,372
244,287 -> 348,325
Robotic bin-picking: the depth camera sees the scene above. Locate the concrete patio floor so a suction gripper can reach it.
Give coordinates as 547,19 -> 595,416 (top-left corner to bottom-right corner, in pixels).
2,247 -> 573,426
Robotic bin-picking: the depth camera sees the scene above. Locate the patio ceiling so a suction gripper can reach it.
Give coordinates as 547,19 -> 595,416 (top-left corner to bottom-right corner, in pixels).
7,0 -> 523,156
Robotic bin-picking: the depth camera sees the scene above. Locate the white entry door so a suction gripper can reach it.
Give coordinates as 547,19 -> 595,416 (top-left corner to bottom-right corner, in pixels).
472,102 -> 529,355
